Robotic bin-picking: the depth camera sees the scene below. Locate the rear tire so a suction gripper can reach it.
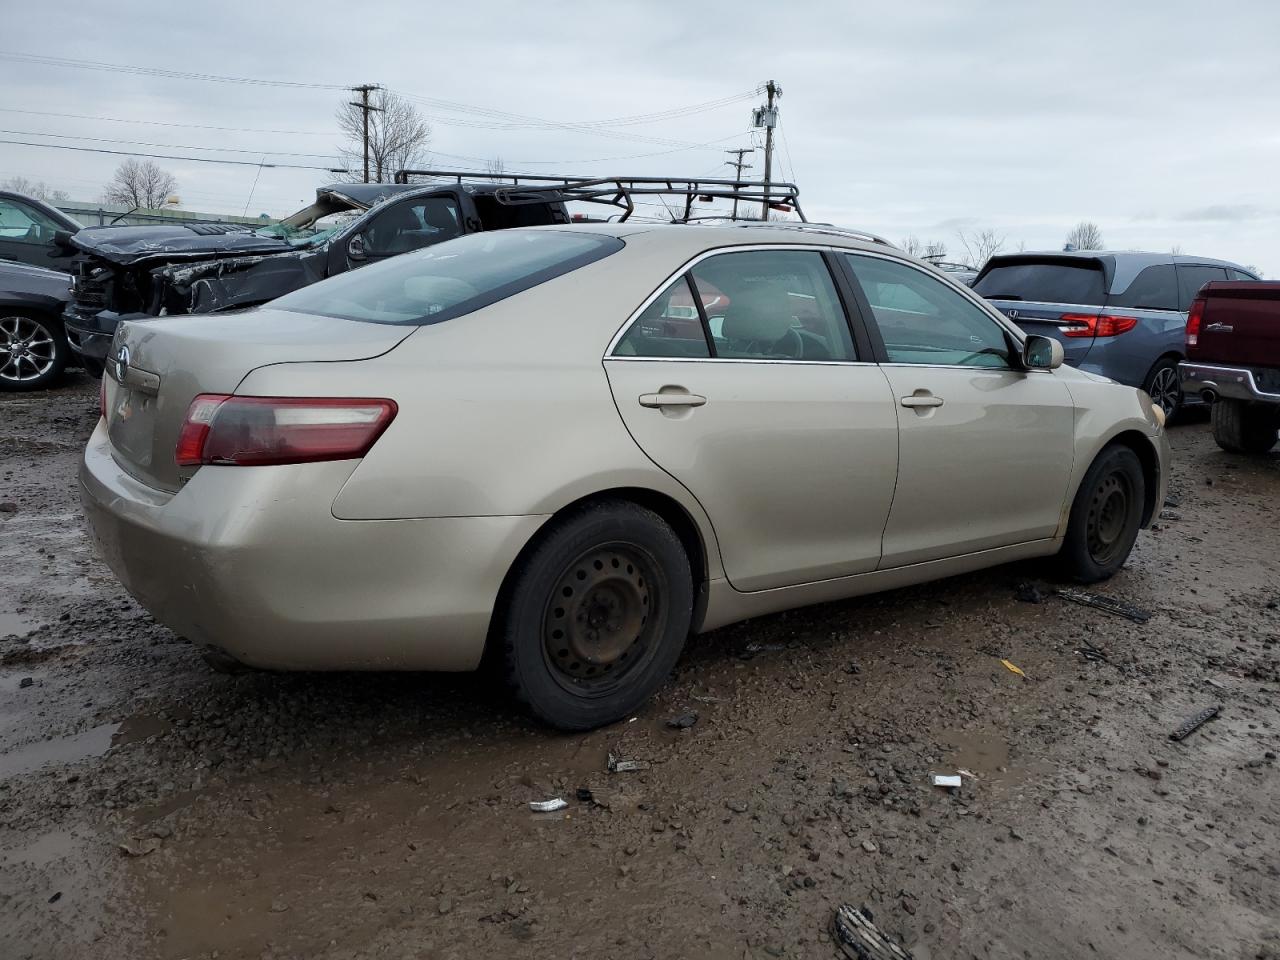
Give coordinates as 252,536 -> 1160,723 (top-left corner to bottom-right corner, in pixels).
1142,357 -> 1183,422
0,311 -> 68,392
1212,399 -> 1279,455
1058,445 -> 1146,583
499,501 -> 693,731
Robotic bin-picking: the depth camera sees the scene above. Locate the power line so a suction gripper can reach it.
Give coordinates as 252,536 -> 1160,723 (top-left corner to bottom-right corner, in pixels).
0,51 -> 347,89
0,128 -> 337,160
0,138 -> 338,170
0,106 -> 337,136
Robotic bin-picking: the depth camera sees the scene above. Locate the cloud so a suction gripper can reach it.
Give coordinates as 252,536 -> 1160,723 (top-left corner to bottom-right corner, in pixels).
1176,205 -> 1276,222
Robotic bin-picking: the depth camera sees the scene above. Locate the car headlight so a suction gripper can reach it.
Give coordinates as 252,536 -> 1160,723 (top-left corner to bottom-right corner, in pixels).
1151,403 -> 1166,428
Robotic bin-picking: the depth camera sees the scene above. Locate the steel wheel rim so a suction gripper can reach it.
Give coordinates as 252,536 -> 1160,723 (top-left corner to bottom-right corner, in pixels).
541,543 -> 663,696
0,315 -> 57,383
1086,471 -> 1133,565
1150,366 -> 1180,417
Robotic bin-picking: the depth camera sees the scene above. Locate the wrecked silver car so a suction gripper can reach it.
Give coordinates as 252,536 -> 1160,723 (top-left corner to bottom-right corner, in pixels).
62,177 -> 571,361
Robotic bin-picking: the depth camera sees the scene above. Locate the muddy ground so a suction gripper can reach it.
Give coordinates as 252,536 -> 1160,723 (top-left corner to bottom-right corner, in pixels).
1,374 -> 1277,960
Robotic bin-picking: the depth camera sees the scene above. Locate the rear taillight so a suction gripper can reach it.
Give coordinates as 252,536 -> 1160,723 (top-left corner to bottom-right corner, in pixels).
174,395 -> 397,467
1186,297 -> 1205,348
1057,313 -> 1138,338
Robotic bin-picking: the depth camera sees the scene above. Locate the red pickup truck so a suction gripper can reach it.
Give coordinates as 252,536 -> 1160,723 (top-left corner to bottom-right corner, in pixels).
1180,281 -> 1280,454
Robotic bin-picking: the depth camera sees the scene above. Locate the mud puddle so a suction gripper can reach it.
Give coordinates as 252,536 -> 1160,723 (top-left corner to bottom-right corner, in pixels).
0,722 -> 119,780
0,610 -> 38,639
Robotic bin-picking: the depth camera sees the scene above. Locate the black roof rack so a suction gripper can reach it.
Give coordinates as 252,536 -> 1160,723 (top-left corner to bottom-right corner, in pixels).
393,169 -> 805,223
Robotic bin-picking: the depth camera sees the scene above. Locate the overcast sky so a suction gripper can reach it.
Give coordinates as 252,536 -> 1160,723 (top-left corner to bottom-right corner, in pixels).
3,0 -> 1278,273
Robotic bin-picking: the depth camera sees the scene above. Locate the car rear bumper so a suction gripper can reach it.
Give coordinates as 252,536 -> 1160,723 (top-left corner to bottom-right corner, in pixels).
79,419 -> 546,671
1179,362 -> 1280,406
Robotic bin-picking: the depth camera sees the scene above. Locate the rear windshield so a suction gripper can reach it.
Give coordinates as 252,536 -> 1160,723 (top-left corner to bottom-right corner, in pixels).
973,259 -> 1106,306
272,230 -> 623,325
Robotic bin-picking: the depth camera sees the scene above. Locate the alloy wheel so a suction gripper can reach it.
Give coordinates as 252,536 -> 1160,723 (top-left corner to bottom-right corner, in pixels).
0,315 -> 58,384
1148,365 -> 1180,418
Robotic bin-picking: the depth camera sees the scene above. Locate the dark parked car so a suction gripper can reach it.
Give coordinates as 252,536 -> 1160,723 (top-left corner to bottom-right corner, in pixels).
1180,281 -> 1280,454
0,257 -> 86,390
972,251 -> 1259,419
63,178 -> 571,363
0,191 -> 82,272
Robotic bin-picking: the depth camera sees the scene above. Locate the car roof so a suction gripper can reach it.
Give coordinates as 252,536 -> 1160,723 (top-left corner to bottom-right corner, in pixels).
532,221 -> 898,256
318,180 -> 544,207
985,249 -> 1252,291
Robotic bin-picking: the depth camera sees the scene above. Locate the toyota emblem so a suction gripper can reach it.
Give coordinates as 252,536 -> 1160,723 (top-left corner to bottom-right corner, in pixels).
115,345 -> 130,384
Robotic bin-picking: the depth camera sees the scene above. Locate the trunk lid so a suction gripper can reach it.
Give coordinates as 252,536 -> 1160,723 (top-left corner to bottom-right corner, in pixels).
104,307 -> 413,492
1190,281 -> 1280,367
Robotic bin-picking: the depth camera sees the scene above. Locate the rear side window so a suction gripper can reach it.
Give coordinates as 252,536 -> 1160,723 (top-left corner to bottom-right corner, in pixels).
613,275 -> 711,358
273,231 -> 622,325
1230,268 -> 1258,281
1176,265 -> 1229,310
973,260 -> 1106,306
1109,264 -> 1179,311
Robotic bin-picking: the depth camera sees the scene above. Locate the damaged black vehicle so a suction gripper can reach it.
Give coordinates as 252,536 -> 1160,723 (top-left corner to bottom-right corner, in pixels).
62,175 -> 572,362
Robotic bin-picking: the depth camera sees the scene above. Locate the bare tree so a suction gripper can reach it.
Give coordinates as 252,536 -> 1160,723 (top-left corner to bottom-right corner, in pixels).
1170,244 -> 1184,255
1245,263 -> 1264,278
1065,221 -> 1104,250
1,176 -> 69,202
337,89 -> 431,183
923,240 -> 948,261
956,228 -> 1005,268
900,236 -> 923,257
484,156 -> 507,178
102,159 -> 178,209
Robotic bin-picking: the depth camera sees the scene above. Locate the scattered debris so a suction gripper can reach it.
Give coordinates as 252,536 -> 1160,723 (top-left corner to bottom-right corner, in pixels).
1163,494 -> 1181,508
931,774 -> 962,789
1158,509 -> 1182,521
118,837 -> 161,858
607,753 -> 650,773
1000,659 -> 1026,678
1014,581 -> 1045,604
957,768 -> 980,780
575,787 -> 593,803
860,839 -> 878,853
18,677 -> 33,688
1169,705 -> 1221,742
831,903 -> 914,960
691,694 -> 724,704
666,711 -> 698,730
1204,677 -> 1227,691
725,799 -> 749,814
528,798 -> 568,813
744,642 -> 785,654
48,892 -> 62,904
1057,589 -> 1152,624
1077,636 -> 1110,663
0,502 -> 18,514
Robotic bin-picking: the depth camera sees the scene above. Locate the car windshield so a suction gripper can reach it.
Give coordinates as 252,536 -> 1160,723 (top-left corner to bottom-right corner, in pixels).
271,230 -> 624,325
973,259 -> 1107,306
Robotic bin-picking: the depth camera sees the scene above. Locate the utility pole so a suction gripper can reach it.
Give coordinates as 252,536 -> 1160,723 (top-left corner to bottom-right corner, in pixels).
752,80 -> 780,220
724,147 -> 754,220
349,84 -> 383,183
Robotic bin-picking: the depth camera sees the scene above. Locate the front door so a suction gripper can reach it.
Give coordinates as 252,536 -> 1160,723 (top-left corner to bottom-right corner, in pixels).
841,252 -> 1076,568
604,247 -> 899,592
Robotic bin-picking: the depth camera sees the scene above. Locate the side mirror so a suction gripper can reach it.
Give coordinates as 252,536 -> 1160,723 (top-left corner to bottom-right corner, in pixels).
347,233 -> 368,262
1023,334 -> 1064,370
52,229 -> 76,250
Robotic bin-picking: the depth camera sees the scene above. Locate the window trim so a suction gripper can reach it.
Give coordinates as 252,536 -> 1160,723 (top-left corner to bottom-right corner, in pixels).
838,249 -> 1030,370
604,243 -> 870,364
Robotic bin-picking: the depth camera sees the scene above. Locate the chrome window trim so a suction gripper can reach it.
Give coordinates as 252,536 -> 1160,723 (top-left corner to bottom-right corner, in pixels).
604,243 -> 867,361
604,356 -> 880,368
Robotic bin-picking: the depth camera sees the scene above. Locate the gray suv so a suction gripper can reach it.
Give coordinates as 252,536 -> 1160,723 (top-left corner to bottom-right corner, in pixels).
973,251 -> 1258,419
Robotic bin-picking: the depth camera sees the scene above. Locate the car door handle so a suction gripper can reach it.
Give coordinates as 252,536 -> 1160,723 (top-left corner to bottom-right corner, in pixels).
639,392 -> 707,408
900,395 -> 944,408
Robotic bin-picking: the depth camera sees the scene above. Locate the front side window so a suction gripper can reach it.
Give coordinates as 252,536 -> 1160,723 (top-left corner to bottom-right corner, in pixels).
273,230 -> 622,325
0,198 -> 62,245
692,250 -> 854,361
1110,264 -> 1179,311
846,254 -> 1013,367
364,196 -> 461,257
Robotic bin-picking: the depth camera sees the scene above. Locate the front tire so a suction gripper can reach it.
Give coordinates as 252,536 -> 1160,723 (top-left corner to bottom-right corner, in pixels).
1058,445 -> 1146,583
499,501 -> 693,731
0,311 -> 68,391
1212,399 -> 1279,455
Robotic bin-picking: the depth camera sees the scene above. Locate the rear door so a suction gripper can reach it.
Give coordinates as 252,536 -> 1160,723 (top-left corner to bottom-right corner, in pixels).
843,252 -> 1075,568
604,247 -> 900,592
972,256 -> 1108,366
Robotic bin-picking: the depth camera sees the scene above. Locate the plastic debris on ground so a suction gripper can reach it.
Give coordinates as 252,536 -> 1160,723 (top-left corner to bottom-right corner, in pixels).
118,837 -> 161,857
607,752 -> 650,773
528,798 -> 568,813
1057,588 -> 1152,623
1000,658 -> 1026,677
575,787 -> 593,803
665,711 -> 698,730
1169,705 -> 1221,742
931,774 -> 962,789
831,903 -> 914,960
